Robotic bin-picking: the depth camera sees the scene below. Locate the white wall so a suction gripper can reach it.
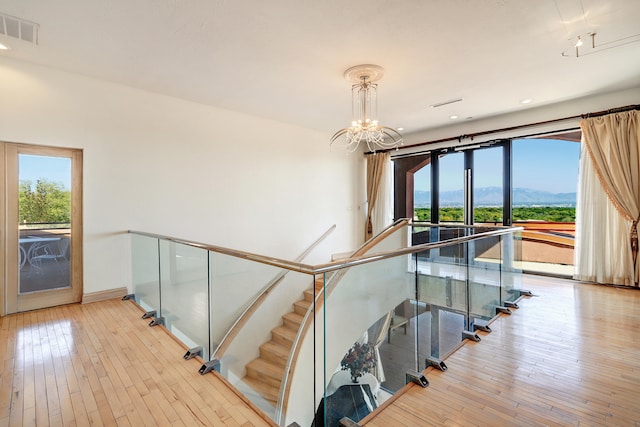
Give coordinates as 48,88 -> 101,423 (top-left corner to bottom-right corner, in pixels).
0,57 -> 365,295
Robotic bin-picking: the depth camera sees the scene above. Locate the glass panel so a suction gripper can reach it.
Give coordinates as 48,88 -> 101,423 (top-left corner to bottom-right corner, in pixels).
468,235 -> 502,320
414,162 -> 431,222
424,304 -> 466,360
273,271 -> 321,426
209,252 -> 286,354
126,223 -> 523,427
323,254 -> 414,425
377,298 -> 419,393
18,154 -> 71,293
438,152 -> 464,223
473,146 -> 503,225
159,241 -> 210,359
501,230 -> 524,303
512,138 -> 579,275
131,234 -> 160,312
209,251 -> 299,422
417,239 -> 467,360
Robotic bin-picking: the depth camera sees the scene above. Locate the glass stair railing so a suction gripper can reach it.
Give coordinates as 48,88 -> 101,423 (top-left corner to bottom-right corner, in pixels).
126,221 -> 524,427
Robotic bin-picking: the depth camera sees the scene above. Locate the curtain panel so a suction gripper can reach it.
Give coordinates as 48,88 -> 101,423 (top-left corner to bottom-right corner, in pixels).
365,152 -> 392,241
578,111 -> 640,285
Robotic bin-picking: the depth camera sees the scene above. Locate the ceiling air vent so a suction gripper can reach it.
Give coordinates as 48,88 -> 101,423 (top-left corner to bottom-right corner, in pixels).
431,98 -> 463,108
0,13 -> 39,45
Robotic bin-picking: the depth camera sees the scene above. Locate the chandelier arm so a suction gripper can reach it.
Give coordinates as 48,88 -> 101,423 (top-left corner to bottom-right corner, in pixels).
330,129 -> 349,144
380,126 -> 403,139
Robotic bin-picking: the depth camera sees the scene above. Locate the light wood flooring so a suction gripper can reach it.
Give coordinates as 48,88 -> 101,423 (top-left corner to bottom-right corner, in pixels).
3,276 -> 640,426
0,298 -> 275,427
363,275 -> 640,426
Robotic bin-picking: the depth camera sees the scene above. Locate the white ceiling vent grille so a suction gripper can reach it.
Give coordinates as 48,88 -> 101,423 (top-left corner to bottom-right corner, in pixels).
0,13 -> 39,45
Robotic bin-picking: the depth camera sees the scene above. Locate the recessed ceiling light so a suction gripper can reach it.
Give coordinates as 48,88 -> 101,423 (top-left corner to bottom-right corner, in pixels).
520,99 -> 533,104
397,127 -> 404,131
449,115 -> 459,120
0,43 -> 9,50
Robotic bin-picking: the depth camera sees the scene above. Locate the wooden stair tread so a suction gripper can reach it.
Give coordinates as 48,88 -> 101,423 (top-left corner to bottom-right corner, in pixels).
260,341 -> 290,367
246,358 -> 285,388
246,357 -> 284,376
282,311 -> 303,332
272,326 -> 296,345
304,287 -> 324,302
293,299 -> 311,315
242,376 -> 279,405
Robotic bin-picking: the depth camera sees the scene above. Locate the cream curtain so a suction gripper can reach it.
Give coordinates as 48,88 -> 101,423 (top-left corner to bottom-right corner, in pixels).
579,111 -> 640,285
575,142 -> 634,285
365,152 -> 392,241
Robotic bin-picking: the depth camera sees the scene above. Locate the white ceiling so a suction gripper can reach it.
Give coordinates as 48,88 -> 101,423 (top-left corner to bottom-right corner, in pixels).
1,0 -> 639,139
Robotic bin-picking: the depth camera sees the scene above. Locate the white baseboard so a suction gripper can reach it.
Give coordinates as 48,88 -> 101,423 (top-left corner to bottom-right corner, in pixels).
82,287 -> 128,304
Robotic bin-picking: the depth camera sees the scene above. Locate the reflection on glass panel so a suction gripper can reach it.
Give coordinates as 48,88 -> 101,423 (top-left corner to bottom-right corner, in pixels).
512,138 -> 579,275
439,152 -> 464,222
426,304 -> 465,359
376,299 -> 419,393
18,154 -> 72,294
468,234 -> 502,319
322,255 -> 413,425
502,231 -> 523,303
159,241 -> 210,360
131,234 -> 160,312
473,146 -> 503,225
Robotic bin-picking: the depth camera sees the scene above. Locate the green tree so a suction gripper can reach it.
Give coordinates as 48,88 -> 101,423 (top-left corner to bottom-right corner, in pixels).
19,179 -> 71,224
414,206 -> 576,223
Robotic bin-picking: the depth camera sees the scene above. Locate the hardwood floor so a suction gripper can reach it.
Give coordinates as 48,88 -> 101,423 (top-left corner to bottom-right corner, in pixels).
3,276 -> 640,426
363,275 -> 640,426
0,298 -> 275,427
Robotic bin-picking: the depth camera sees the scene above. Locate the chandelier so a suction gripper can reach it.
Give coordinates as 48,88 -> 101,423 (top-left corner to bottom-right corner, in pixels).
330,64 -> 403,152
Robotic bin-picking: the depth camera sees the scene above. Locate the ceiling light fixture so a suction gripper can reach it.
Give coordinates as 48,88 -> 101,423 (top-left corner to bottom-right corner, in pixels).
0,42 -> 9,50
520,99 -> 532,104
449,115 -> 459,120
330,64 -> 402,152
574,36 -> 583,47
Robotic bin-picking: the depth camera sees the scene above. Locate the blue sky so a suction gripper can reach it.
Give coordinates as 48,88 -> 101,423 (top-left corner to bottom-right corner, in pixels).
20,138 -> 581,195
19,154 -> 71,190
414,138 -> 581,193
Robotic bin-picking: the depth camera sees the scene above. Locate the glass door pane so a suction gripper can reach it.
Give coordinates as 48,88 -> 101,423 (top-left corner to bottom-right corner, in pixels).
512,138 -> 579,276
413,163 -> 431,222
19,154 -> 72,293
473,146 -> 503,225
5,143 -> 82,314
438,152 -> 464,223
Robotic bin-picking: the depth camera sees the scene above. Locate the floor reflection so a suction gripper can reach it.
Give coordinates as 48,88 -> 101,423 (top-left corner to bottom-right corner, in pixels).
16,319 -> 73,365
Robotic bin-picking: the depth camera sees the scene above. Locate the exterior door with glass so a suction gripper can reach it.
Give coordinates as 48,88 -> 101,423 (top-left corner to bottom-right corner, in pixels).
2,143 -> 83,315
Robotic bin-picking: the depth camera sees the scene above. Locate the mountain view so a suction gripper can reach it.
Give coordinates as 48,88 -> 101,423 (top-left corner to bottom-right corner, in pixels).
415,186 -> 576,207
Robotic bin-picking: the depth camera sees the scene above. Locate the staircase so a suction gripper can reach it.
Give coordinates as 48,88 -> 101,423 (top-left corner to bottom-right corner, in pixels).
242,277 -> 324,406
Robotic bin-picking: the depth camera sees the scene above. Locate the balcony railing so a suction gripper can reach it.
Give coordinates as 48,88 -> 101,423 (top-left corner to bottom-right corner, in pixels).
128,221 -> 523,426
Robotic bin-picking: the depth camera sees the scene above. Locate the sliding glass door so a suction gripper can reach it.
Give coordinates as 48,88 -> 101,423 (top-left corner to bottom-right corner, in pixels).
2,143 -> 83,315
